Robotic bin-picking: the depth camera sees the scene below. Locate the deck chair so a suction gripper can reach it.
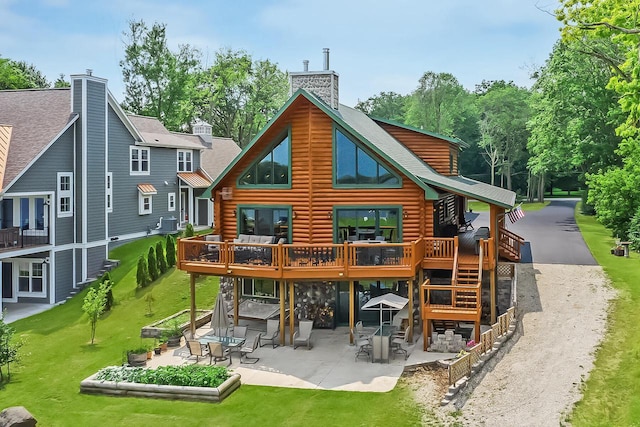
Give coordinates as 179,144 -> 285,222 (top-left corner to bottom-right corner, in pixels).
391,327 -> 411,360
186,340 -> 208,363
355,320 -> 375,339
233,325 -> 248,340
260,319 -> 280,348
459,212 -> 474,232
352,328 -> 372,362
293,320 -> 313,349
240,333 -> 262,364
207,342 -> 231,366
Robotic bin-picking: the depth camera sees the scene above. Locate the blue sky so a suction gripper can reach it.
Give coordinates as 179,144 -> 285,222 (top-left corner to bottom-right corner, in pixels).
1,0 -> 561,106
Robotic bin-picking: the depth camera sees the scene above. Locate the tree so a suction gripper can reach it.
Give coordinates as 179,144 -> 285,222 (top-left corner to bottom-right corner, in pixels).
476,82 -> 531,190
195,48 -> 288,147
156,241 -> 167,274
165,234 -> 176,268
355,91 -> 408,122
0,312 -> 22,382
405,71 -> 469,136
147,246 -> 158,281
136,257 -> 150,288
82,282 -> 109,345
99,272 -> 114,311
120,19 -> 200,131
13,61 -> 49,88
54,73 -> 71,88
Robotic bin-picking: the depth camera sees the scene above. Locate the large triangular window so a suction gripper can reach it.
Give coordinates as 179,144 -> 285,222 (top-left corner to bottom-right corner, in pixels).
239,133 -> 290,187
334,128 -> 400,187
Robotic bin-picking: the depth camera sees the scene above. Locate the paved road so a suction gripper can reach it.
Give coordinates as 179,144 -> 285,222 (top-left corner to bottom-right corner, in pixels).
473,199 -> 597,265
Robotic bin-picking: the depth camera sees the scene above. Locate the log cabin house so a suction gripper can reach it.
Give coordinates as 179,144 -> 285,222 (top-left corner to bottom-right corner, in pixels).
177,50 -> 524,350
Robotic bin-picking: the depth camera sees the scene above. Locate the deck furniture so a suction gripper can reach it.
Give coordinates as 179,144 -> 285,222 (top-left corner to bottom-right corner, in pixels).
293,320 -> 313,349
207,342 -> 231,365
186,340 -> 208,362
240,333 -> 262,364
391,326 -> 411,360
352,329 -> 372,362
232,325 -> 247,340
260,319 -> 280,348
371,325 -> 395,363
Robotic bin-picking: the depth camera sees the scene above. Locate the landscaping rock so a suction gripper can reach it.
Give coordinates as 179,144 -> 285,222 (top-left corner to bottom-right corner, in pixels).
0,406 -> 37,426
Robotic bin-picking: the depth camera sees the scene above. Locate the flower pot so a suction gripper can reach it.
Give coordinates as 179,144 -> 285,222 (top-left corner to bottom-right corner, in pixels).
167,336 -> 181,348
154,347 -> 162,355
127,352 -> 147,367
160,342 -> 168,352
147,350 -> 153,360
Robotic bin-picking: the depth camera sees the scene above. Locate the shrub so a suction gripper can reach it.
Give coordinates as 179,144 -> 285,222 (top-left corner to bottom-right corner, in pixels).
184,223 -> 195,237
136,257 -> 150,288
95,365 -> 229,388
0,313 -> 22,382
147,247 -> 158,281
166,234 -> 176,267
156,241 -> 167,274
99,272 -> 114,311
628,208 -> 640,251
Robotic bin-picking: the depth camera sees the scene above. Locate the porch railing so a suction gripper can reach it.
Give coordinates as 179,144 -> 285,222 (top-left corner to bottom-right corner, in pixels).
498,227 -> 524,261
0,227 -> 50,250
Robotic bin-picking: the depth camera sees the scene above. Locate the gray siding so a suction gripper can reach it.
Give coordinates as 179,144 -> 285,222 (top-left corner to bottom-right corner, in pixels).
75,248 -> 83,284
107,106 -> 181,239
9,125 -> 76,245
85,80 -> 107,242
54,250 -> 74,302
87,245 -> 106,279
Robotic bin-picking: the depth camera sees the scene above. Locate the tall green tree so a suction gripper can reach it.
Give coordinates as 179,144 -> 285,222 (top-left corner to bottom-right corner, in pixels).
0,57 -> 49,90
165,234 -> 176,268
82,282 -> 110,345
147,246 -> 158,281
120,19 -> 200,131
195,48 -> 288,147
476,82 -> 531,190
355,91 -> 408,122
558,0 -> 640,236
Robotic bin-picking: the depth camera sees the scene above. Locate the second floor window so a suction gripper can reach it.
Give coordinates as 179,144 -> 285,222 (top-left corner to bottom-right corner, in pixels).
177,150 -> 193,172
130,147 -> 150,175
238,133 -> 290,187
57,172 -> 73,217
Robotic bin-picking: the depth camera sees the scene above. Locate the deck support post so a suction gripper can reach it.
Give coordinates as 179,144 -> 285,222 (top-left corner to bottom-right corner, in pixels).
289,281 -> 295,345
279,280 -> 286,346
489,205 -> 502,324
189,273 -> 196,339
474,320 -> 481,343
408,277 -> 414,342
233,277 -> 239,326
349,280 -> 355,344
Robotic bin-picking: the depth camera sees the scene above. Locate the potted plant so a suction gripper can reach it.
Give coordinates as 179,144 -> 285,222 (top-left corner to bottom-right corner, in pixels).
153,339 -> 162,355
164,320 -> 183,348
126,346 -> 148,367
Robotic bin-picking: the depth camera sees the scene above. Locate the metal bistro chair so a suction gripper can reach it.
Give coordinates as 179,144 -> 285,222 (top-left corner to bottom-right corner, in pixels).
260,319 -> 280,348
207,342 -> 231,366
352,328 -> 372,362
186,340 -> 208,363
240,333 -> 262,364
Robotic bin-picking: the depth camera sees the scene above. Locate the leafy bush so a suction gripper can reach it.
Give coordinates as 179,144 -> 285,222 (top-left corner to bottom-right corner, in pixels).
156,241 -> 167,274
628,208 -> 640,251
99,272 -> 114,311
0,313 -> 22,382
184,223 -> 195,237
136,257 -> 150,288
165,234 -> 176,267
147,247 -> 158,281
95,365 -> 229,388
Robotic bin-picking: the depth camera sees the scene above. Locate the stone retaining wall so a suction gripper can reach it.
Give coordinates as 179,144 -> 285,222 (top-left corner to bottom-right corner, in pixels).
80,371 -> 241,403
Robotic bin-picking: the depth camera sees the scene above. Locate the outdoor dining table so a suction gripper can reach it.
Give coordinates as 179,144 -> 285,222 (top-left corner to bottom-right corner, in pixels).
199,335 -> 245,352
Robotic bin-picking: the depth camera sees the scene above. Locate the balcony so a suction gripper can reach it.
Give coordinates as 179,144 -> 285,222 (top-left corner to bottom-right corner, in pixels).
0,227 -> 50,253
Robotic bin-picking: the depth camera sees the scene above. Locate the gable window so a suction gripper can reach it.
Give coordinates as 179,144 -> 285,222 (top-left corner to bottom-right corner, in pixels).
168,192 -> 176,211
177,150 -> 193,172
17,261 -> 45,296
334,129 -> 400,187
238,206 -> 290,243
238,133 -> 290,187
130,147 -> 150,175
106,172 -> 113,213
57,172 -> 73,217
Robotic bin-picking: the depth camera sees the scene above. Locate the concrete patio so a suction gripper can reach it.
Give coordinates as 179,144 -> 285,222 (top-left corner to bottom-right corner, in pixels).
146,319 -> 456,392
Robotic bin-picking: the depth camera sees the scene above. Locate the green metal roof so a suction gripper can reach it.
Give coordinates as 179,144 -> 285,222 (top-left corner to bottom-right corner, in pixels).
206,89 -> 516,209
371,117 -> 470,149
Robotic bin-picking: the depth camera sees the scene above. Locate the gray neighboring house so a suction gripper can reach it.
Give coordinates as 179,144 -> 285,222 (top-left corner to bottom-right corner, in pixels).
0,72 -> 235,311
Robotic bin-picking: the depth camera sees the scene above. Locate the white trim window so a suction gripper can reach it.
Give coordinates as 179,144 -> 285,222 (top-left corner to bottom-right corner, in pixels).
139,194 -> 152,215
17,261 -> 45,297
130,147 -> 150,175
57,172 -> 73,217
177,150 -> 193,172
106,172 -> 113,213
168,192 -> 176,212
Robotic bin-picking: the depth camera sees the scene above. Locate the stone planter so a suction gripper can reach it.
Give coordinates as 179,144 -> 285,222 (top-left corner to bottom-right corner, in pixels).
80,371 -> 241,403
140,309 -> 212,339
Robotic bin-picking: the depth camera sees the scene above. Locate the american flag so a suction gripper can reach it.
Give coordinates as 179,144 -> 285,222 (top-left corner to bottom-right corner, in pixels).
507,206 -> 525,224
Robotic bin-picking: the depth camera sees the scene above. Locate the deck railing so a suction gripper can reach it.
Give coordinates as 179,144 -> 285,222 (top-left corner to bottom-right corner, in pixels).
423,237 -> 456,259
0,227 -> 50,252
498,227 -> 524,261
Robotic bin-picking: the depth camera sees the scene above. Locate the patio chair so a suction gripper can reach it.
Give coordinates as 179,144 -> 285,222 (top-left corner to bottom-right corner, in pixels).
240,333 -> 262,364
207,342 -> 231,366
391,327 -> 411,360
186,340 -> 208,363
293,320 -> 313,350
260,319 -> 280,348
352,328 -> 372,362
233,325 -> 248,340
355,320 -> 375,339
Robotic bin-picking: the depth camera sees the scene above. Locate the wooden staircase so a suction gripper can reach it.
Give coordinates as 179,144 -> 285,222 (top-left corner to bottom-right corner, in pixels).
454,261 -> 480,308
499,227 -> 524,262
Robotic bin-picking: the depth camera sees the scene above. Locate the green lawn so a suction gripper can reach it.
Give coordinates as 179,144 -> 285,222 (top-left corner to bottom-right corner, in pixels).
570,209 -> 640,426
2,235 -> 423,426
467,200 -> 549,212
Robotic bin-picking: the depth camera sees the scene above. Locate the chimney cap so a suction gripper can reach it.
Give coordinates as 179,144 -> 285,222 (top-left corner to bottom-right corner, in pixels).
86,68 -> 93,76
323,48 -> 330,71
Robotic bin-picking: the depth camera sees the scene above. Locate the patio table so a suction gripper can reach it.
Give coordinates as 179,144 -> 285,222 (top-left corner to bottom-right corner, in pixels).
199,335 -> 245,356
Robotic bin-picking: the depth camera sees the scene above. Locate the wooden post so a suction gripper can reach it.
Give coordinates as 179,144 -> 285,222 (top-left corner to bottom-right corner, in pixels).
289,281 -> 295,345
408,277 -> 414,342
349,280 -> 355,344
489,205 -> 502,324
189,273 -> 196,339
279,280 -> 286,346
233,277 -> 239,326
474,321 -> 481,343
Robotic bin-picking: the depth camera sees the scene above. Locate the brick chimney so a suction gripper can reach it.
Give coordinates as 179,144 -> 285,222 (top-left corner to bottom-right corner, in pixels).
289,48 -> 339,110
